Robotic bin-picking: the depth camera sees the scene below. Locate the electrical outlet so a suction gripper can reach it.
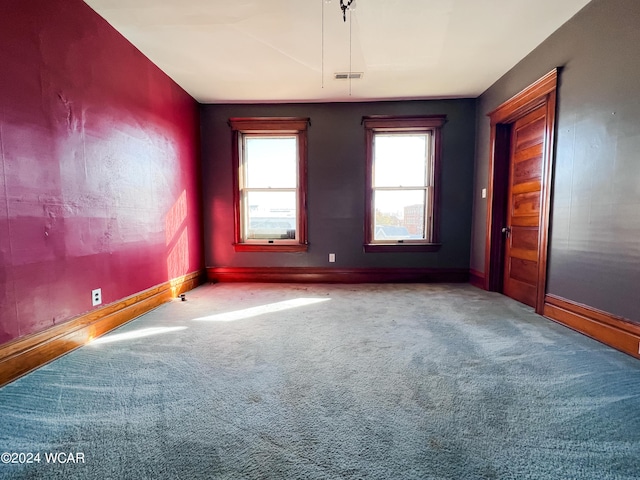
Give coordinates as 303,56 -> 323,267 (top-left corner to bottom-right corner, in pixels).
92,288 -> 102,307
329,253 -> 336,263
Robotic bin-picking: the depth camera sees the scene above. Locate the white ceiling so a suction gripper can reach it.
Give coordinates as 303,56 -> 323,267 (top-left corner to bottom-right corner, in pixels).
83,0 -> 592,103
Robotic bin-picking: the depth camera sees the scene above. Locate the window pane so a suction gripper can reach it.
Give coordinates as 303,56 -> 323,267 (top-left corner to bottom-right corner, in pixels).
245,137 -> 297,188
374,134 -> 428,187
373,190 -> 426,240
245,191 -> 297,240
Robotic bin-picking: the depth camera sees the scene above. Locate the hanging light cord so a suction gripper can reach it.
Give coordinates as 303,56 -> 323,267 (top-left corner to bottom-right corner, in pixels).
321,0 -> 324,88
325,0 -> 356,95
349,8 -> 352,96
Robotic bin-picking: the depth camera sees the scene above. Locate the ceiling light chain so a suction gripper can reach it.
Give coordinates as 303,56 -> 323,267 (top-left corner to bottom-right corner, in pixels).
325,0 -> 356,22
341,0 -> 355,22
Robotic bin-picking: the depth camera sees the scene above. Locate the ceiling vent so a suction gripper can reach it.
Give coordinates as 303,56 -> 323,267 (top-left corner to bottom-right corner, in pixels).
334,72 -> 363,80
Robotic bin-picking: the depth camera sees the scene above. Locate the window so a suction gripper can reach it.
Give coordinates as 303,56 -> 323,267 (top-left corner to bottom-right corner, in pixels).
230,117 -> 309,252
363,115 -> 446,252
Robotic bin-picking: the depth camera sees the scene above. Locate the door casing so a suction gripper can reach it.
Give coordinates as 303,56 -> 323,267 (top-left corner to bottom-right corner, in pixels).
484,69 -> 558,314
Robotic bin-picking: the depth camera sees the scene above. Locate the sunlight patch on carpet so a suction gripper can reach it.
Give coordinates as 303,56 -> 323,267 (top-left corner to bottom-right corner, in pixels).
192,297 -> 331,322
89,326 -> 188,345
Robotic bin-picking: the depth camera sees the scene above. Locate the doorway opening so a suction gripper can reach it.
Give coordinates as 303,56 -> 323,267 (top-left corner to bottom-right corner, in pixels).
484,69 -> 558,314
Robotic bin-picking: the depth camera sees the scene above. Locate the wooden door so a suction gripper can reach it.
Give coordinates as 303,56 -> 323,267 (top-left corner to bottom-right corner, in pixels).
502,106 -> 546,307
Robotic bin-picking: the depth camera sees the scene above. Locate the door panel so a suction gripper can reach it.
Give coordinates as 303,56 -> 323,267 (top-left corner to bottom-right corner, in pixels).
510,258 -> 538,284
512,191 -> 541,216
514,117 -> 545,149
513,150 -> 542,184
511,227 -> 538,251
503,106 -> 546,307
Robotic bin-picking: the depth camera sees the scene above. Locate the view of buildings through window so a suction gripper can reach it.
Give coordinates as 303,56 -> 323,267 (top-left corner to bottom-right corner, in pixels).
240,129 -> 431,244
242,136 -> 298,240
373,134 -> 430,241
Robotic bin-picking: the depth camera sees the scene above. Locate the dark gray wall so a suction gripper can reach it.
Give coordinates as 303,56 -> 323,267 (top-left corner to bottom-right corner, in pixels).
201,100 -> 476,270
471,0 -> 640,323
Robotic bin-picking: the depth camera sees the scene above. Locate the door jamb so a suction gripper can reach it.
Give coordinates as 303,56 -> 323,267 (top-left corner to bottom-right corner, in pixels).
483,68 -> 558,314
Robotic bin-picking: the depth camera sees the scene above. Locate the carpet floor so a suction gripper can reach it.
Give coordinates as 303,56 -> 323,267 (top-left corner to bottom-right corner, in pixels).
0,283 -> 639,479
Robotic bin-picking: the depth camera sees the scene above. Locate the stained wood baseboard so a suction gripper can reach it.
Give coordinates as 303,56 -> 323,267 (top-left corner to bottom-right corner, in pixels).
0,270 -> 205,387
469,269 -> 486,289
207,267 -> 469,284
544,294 -> 640,359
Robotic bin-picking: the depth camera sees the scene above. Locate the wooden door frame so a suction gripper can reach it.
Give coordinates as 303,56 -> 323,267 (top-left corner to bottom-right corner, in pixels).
484,68 -> 558,314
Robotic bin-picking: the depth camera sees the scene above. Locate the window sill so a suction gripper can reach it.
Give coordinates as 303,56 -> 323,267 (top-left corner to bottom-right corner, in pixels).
233,243 -> 308,253
363,243 -> 442,253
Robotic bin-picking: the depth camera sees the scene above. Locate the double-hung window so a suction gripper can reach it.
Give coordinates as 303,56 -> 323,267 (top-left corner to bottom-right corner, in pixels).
363,115 -> 446,252
230,117 -> 309,252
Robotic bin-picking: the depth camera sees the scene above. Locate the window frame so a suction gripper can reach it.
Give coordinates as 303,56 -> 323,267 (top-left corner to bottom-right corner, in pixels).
230,117 -> 309,252
363,115 -> 446,253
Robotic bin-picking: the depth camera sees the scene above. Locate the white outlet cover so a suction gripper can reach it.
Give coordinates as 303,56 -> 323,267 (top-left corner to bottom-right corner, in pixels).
92,288 -> 102,306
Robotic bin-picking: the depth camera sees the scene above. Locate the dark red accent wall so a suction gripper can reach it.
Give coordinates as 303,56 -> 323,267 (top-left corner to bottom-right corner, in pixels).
471,0 -> 640,323
0,0 -> 203,344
